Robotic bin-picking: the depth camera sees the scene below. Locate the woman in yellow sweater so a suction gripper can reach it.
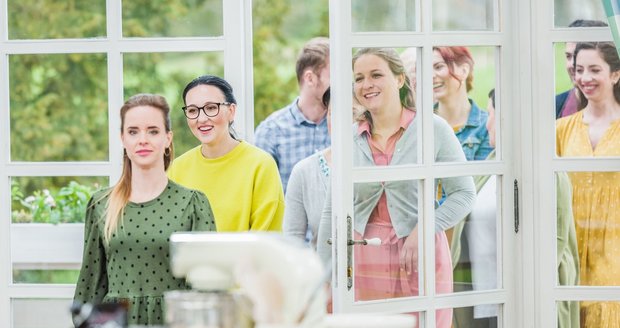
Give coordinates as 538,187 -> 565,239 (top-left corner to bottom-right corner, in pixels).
168,75 -> 284,231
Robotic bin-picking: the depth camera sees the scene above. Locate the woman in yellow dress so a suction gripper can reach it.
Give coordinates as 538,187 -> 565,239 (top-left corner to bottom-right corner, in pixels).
556,41 -> 620,327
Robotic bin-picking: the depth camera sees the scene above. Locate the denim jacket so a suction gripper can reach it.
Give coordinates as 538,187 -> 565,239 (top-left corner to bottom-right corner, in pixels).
454,99 -> 493,161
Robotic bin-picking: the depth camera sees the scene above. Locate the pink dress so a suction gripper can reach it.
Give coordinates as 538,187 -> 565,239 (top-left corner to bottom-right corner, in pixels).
355,110 -> 453,327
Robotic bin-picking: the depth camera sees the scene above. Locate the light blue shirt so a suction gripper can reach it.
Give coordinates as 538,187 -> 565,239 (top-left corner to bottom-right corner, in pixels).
254,98 -> 330,192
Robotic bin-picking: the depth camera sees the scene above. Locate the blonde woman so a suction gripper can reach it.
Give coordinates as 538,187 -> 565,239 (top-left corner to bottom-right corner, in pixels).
74,94 -> 216,326
318,48 -> 475,327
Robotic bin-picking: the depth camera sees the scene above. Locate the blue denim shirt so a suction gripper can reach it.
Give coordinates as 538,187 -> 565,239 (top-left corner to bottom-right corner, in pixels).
454,99 -> 493,161
254,98 -> 330,192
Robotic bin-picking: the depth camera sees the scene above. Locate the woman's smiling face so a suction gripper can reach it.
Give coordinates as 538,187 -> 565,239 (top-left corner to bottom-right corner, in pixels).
353,53 -> 404,114
184,84 -> 235,147
432,50 -> 468,101
575,48 -> 620,103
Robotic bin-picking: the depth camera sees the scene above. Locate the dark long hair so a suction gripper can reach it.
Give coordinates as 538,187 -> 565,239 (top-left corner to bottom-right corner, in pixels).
573,42 -> 620,110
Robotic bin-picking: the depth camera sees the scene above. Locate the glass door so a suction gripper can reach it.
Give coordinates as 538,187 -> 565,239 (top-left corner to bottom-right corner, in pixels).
532,0 -> 620,326
327,0 -> 519,326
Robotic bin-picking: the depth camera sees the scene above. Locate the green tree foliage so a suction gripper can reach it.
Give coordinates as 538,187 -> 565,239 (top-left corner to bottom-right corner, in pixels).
252,0 -> 329,126
8,0 -> 328,209
7,1 -> 106,39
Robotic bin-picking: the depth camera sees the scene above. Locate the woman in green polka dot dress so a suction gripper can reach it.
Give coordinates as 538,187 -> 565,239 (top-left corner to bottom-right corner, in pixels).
73,94 -> 216,326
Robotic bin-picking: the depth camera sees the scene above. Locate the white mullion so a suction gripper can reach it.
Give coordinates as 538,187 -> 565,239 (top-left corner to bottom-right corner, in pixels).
497,1 -> 519,327
554,287 -> 620,300
529,0 -> 554,327
1,0 -> 12,323
6,163 -> 113,177
351,163 -> 507,183
548,27 -> 611,42
107,0 -> 123,187
9,285 -> 75,298
434,290 -> 507,310
552,158 -> 620,171
328,289 -> 507,314
1,17 -> 11,328
421,0 -> 437,325
3,38 -> 226,55
351,33 -> 507,48
223,0 -> 253,140
329,0 -> 355,313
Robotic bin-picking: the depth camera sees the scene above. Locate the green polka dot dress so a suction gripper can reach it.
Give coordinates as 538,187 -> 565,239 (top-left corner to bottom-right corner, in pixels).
73,180 -> 216,326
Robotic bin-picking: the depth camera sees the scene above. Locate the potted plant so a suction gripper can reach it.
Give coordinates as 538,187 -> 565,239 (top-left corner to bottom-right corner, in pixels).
11,180 -> 98,283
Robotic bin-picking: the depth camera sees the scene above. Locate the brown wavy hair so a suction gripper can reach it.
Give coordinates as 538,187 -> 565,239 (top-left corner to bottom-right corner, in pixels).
102,93 -> 174,243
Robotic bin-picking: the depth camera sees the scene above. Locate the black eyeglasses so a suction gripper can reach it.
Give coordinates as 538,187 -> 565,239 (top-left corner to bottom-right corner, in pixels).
182,102 -> 231,119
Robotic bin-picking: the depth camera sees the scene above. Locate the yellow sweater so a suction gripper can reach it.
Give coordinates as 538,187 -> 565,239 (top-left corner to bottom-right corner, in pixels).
168,141 -> 284,232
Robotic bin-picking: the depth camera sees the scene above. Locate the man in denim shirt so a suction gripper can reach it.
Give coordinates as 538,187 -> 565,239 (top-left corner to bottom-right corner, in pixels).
254,37 -> 331,192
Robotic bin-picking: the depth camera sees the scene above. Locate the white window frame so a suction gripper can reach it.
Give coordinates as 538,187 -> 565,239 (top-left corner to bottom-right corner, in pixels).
0,0 -> 253,326
328,0 -> 521,326
529,1 -> 620,326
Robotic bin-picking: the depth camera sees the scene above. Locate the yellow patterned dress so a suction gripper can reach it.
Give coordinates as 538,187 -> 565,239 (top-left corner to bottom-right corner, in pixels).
556,112 -> 620,327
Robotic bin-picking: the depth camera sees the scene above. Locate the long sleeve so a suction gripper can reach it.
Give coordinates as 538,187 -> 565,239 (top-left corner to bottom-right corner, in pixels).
283,163 -> 309,241
190,191 -> 217,232
250,157 -> 285,231
434,116 -> 476,231
74,196 -> 108,304
316,187 -> 333,266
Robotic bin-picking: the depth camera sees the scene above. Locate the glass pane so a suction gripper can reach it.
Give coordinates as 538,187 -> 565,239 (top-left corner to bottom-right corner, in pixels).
452,304 -> 501,327
7,0 -> 106,39
11,223 -> 83,284
352,180 -> 425,301
449,175 -> 499,295
433,0 -> 494,31
399,47 -> 419,97
122,0 -> 223,37
352,47 -> 421,167
556,301 -> 580,327
252,0 -> 329,127
12,299 -> 73,328
554,38 -> 616,120
9,54 -> 109,162
11,176 -> 107,224
554,0 -> 606,27
123,52 -> 224,156
558,300 -> 620,326
553,42 -> 576,120
432,46 -> 497,163
352,0 -> 417,32
555,172 -> 579,288
556,171 -> 620,287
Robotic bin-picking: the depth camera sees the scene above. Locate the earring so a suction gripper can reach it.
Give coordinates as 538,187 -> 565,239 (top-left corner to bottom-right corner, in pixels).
164,148 -> 170,157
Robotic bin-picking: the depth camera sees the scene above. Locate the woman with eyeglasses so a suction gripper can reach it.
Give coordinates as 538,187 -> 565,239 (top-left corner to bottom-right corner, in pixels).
167,75 -> 284,231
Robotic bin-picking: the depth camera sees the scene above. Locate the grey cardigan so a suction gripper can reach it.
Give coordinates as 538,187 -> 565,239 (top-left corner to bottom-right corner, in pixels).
317,114 -> 476,262
283,151 -> 330,248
